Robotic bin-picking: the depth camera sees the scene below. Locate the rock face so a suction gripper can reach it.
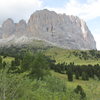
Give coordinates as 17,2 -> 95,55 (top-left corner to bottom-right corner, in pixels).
0,9 -> 96,50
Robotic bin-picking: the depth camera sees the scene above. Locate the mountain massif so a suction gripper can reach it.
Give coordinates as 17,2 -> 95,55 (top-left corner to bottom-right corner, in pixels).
0,9 -> 96,50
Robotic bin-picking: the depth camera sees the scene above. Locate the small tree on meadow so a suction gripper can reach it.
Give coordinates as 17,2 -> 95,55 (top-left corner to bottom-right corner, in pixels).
67,70 -> 73,81
74,85 -> 86,99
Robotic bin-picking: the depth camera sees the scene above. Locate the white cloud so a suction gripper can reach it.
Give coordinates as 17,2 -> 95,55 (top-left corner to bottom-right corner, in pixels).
0,0 -> 43,23
46,0 -> 100,21
0,0 -> 100,22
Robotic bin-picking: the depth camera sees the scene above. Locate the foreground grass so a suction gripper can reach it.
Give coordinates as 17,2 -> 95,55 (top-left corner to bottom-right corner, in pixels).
1,68 -> 99,100
51,70 -> 100,100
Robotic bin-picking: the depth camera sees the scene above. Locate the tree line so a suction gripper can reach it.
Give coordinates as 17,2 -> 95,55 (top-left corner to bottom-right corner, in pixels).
1,52 -> 100,82
50,62 -> 100,81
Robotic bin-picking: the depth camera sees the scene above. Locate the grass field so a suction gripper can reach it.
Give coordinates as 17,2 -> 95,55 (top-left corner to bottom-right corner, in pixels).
45,47 -> 100,65
45,47 -> 100,100
0,47 -> 100,100
51,71 -> 100,100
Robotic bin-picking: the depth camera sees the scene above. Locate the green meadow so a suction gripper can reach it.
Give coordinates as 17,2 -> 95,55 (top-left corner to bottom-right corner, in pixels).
0,45 -> 100,100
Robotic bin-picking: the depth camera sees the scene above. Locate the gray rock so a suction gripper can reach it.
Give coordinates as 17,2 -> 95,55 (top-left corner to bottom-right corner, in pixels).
0,9 -> 96,50
2,18 -> 16,38
16,20 -> 27,32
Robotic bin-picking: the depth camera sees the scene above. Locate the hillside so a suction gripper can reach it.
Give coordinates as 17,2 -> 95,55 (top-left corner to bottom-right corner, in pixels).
45,47 -> 100,65
0,51 -> 100,100
0,41 -> 99,65
0,40 -> 99,100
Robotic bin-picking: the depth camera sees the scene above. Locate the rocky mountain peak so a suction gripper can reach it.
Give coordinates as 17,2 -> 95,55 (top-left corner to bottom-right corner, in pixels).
1,18 -> 15,38
2,18 -> 14,26
16,19 -> 27,33
19,19 -> 26,25
0,9 -> 96,50
2,18 -> 15,33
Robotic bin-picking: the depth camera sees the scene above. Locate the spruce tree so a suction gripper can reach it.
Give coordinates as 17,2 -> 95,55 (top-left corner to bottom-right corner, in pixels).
82,72 -> 89,81
67,70 -> 73,81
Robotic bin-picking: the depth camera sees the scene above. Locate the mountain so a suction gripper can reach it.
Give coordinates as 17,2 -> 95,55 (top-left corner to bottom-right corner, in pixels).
0,9 -> 96,50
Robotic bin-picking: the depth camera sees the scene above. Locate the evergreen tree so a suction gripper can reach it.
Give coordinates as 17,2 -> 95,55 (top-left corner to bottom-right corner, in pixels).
2,61 -> 6,68
0,56 -> 2,63
30,53 -> 50,80
21,52 -> 34,72
67,70 -> 73,81
82,72 -> 89,81
74,85 -> 86,99
14,57 -> 20,66
75,71 -> 80,79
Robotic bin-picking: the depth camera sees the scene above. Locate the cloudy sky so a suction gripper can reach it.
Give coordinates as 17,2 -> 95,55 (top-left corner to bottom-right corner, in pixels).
0,0 -> 100,50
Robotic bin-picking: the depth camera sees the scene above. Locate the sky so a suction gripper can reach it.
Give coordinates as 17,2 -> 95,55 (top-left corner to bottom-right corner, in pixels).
0,0 -> 100,50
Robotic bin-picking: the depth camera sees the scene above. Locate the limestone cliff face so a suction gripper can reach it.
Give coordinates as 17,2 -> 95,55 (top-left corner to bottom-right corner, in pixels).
0,9 -> 96,50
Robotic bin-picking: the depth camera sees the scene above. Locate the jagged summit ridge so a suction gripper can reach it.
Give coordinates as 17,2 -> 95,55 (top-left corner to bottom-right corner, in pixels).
0,9 -> 96,50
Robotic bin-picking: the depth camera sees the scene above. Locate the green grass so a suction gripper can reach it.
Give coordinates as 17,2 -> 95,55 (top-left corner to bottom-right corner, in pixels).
44,47 -> 100,65
2,56 -> 14,63
51,70 -> 100,100
1,47 -> 100,100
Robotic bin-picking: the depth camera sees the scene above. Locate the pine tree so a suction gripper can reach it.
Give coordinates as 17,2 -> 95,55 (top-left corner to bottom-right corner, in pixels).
75,71 -> 80,79
0,56 -> 2,63
82,72 -> 89,80
30,53 -> 50,80
74,85 -> 86,99
67,70 -> 73,81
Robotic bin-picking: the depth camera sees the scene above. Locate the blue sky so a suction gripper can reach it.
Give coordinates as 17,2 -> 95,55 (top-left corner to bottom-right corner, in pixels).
43,0 -> 86,7
0,0 -> 100,50
43,0 -> 68,8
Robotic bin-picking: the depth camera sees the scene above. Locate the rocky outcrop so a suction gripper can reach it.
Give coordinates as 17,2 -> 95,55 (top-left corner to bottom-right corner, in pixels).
0,9 -> 96,50
2,18 -> 16,38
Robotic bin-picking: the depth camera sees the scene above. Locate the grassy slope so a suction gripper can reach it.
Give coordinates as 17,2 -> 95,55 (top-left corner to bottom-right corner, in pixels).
44,47 -> 100,65
51,71 -> 100,100
44,47 -> 100,99
2,39 -> 100,65
1,46 -> 100,100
